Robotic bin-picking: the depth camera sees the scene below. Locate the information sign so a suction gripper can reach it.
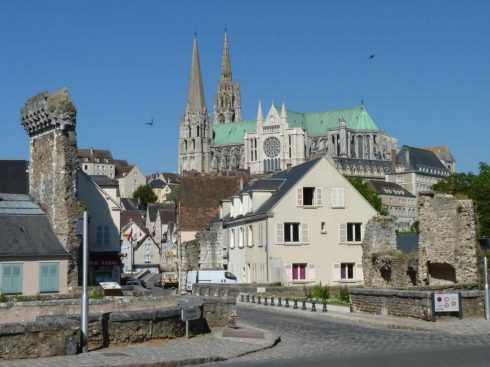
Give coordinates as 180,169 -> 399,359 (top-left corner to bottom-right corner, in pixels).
181,307 -> 201,321
431,292 -> 462,321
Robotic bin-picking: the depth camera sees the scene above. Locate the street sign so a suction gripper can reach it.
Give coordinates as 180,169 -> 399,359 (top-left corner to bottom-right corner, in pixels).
181,307 -> 201,321
432,292 -> 462,321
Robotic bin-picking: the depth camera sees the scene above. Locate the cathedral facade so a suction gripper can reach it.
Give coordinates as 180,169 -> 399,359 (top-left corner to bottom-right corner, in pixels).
178,32 -> 397,178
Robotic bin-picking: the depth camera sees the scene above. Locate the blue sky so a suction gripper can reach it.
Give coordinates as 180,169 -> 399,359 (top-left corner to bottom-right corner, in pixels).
0,0 -> 489,174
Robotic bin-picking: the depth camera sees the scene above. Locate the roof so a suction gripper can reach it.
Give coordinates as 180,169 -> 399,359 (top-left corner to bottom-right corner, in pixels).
397,146 -> 449,176
179,175 -> 246,231
242,178 -> 284,193
0,160 -> 29,195
121,198 -> 140,211
0,194 -> 69,259
89,175 -> 119,187
367,180 -> 415,198
121,210 -> 145,230
425,146 -> 455,163
77,148 -> 114,163
115,165 -> 135,179
147,203 -> 174,223
212,106 -> 380,145
149,179 -> 166,189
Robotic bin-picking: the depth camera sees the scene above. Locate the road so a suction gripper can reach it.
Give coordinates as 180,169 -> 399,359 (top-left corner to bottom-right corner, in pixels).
204,305 -> 490,367
145,273 -> 178,297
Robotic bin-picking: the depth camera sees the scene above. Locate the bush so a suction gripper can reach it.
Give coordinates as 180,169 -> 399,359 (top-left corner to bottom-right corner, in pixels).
89,289 -> 104,299
339,286 -> 350,303
0,292 -> 7,303
310,283 -> 330,300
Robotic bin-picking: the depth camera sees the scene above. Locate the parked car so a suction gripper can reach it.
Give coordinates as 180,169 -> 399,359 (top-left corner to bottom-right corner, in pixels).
186,270 -> 237,292
162,272 -> 179,289
126,280 -> 146,288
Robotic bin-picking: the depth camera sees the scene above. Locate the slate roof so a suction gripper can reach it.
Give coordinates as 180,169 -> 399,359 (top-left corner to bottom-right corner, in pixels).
89,175 -> 119,187
0,160 -> 29,195
121,210 -> 146,230
147,203 -> 174,223
149,179 -> 166,189
0,193 -> 69,259
397,146 -> 449,177
367,180 -> 416,198
121,198 -> 140,211
115,165 -> 135,179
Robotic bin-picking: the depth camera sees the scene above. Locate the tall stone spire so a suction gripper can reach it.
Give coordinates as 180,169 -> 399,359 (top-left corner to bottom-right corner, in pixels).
220,30 -> 231,80
186,33 -> 206,113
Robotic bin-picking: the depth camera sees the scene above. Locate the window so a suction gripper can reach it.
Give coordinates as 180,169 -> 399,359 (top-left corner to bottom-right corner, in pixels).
341,263 -> 355,280
238,227 -> 244,248
347,223 -> 362,242
229,229 -> 235,249
144,243 -> 152,250
39,262 -> 59,293
331,188 -> 345,208
303,187 -> 315,206
144,254 -> 151,263
292,263 -> 307,280
84,165 -> 88,170
284,223 -> 300,242
321,222 -> 326,234
247,226 -> 253,247
96,225 -> 110,246
1,263 -> 22,294
297,187 -> 322,206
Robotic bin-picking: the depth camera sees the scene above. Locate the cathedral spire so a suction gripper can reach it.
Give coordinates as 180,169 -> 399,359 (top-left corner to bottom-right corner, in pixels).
185,33 -> 206,113
220,30 -> 232,80
257,100 -> 263,123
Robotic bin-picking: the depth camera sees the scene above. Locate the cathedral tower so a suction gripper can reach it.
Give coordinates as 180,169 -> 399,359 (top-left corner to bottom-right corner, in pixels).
213,31 -> 241,124
178,34 -> 212,174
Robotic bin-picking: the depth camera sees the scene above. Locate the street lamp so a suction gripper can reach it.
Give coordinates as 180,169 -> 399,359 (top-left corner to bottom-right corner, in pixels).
479,237 -> 490,320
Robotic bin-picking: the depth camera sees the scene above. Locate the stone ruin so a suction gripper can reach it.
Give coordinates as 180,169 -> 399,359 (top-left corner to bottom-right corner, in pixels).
362,193 -> 479,288
20,88 -> 84,286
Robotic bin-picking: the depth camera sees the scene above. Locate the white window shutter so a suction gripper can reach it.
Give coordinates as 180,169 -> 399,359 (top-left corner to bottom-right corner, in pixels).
296,187 -> 303,206
315,187 -> 323,206
308,263 -> 316,281
235,229 -> 239,248
276,223 -> 284,244
339,223 -> 347,243
229,229 -> 235,249
258,223 -> 264,247
333,263 -> 341,282
331,188 -> 338,208
338,188 -> 345,207
223,229 -> 229,249
301,223 -> 309,243
285,263 -> 292,281
356,263 -> 364,281
244,226 -> 248,247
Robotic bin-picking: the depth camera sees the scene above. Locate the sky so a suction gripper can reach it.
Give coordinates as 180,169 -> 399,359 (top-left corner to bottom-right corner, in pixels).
0,0 -> 489,175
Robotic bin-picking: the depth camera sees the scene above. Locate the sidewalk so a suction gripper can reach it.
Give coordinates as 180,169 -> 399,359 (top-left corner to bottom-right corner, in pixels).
239,300 -> 490,336
0,325 -> 279,367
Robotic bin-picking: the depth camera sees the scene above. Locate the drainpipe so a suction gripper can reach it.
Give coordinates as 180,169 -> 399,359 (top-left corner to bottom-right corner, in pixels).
265,215 -> 269,283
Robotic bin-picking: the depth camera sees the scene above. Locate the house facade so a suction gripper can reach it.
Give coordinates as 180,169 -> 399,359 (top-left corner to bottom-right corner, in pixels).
77,149 -> 116,179
116,164 -> 146,199
220,157 -> 378,285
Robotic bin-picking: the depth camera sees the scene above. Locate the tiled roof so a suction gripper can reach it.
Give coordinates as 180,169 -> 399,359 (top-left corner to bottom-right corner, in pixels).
367,180 -> 415,198
0,160 -> 29,195
179,176 -> 246,231
121,210 -> 145,230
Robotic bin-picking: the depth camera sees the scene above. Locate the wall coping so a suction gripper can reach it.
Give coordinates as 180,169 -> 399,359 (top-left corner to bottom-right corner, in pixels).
350,287 -> 483,299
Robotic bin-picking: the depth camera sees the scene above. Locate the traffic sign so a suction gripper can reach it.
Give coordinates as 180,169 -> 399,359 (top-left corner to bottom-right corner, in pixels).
432,292 -> 462,321
181,307 -> 201,321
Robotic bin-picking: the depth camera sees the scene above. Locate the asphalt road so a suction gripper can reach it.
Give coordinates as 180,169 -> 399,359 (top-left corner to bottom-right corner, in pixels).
204,305 -> 490,367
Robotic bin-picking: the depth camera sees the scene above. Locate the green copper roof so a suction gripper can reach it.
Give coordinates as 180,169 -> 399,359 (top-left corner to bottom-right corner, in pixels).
212,106 -> 380,145
213,120 -> 256,145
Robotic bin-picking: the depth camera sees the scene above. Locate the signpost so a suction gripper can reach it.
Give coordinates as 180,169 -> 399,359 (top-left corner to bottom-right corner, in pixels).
431,292 -> 462,321
181,307 -> 201,339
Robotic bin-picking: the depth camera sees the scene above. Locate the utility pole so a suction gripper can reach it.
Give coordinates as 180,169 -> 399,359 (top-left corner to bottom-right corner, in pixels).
81,211 -> 89,352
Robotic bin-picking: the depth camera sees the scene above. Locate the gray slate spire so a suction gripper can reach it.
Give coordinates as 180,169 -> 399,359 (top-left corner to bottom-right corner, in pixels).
220,30 -> 231,80
186,33 -> 206,113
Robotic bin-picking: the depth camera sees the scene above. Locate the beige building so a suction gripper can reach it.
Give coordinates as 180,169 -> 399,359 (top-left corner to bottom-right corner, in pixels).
0,194 -> 69,295
116,164 -> 146,199
220,157 -> 378,285
77,148 -> 116,179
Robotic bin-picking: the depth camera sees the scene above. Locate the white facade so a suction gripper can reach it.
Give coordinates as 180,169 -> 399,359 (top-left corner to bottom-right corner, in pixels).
117,165 -> 147,199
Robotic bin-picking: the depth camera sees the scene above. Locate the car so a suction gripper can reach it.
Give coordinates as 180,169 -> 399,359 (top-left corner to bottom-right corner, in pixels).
126,280 -> 145,288
153,277 -> 163,288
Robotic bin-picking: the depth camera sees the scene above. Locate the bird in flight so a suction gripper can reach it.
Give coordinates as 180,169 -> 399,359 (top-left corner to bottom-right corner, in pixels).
146,117 -> 154,126
368,54 -> 375,59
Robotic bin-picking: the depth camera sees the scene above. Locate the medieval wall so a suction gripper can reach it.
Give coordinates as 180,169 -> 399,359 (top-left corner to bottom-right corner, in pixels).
197,223 -> 226,270
21,89 -> 84,286
417,194 -> 479,286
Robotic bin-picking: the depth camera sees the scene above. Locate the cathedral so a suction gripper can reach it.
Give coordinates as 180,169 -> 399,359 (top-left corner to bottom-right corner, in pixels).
178,32 -> 397,178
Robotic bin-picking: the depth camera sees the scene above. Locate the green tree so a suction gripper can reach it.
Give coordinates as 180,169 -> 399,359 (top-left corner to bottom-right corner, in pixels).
133,185 -> 157,210
166,186 -> 181,204
347,177 -> 389,215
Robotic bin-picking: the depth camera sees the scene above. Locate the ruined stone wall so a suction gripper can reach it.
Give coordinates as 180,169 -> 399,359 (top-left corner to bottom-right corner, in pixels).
417,194 -> 479,286
21,89 -> 84,286
197,223 -> 227,270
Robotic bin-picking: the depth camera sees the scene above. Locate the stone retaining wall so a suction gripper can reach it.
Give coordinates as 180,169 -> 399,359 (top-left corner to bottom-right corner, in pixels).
350,288 -> 484,320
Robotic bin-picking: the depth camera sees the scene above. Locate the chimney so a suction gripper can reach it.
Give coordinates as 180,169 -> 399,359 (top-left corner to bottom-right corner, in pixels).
391,148 -> 397,172
404,148 -> 410,170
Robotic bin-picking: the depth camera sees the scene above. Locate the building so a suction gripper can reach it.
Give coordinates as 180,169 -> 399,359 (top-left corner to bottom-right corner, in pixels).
77,173 -> 122,285
132,234 -> 161,274
425,146 -> 456,173
120,210 -> 146,273
0,193 -> 69,295
0,160 -> 29,195
386,146 -> 450,196
77,148 -> 116,179
177,32 -> 397,178
219,157 -> 378,285
148,179 -> 172,203
366,180 -> 417,232
116,163 -> 146,199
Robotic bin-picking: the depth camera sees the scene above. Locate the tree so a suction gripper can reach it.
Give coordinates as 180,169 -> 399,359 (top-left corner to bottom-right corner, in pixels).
133,185 -> 157,210
167,186 -> 181,204
347,177 -> 388,215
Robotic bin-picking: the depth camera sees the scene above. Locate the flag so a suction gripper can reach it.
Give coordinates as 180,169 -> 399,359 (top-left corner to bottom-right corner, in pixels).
125,228 -> 133,241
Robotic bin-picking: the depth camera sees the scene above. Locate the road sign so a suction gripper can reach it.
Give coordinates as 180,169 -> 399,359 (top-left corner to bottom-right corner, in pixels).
181,307 -> 201,321
432,292 -> 462,321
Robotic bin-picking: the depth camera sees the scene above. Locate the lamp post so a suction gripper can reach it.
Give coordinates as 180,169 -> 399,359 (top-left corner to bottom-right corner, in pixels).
81,211 -> 89,352
480,237 -> 490,320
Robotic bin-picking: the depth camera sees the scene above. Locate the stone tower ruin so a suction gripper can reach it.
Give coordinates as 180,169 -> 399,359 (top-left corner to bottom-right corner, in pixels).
21,88 -> 83,286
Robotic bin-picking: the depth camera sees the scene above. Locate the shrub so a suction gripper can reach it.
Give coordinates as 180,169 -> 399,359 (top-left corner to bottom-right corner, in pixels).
339,286 -> 350,303
310,283 -> 330,300
0,292 -> 7,303
89,289 -> 104,299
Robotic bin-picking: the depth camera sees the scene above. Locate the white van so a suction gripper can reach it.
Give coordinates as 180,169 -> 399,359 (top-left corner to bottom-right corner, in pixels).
186,270 -> 238,292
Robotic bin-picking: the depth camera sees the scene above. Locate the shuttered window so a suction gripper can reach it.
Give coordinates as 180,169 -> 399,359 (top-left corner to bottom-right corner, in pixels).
258,223 -> 264,247
332,263 -> 341,282
339,223 -> 347,243
308,263 -> 316,281
301,223 -> 309,243
39,262 -> 60,293
1,263 -> 22,294
296,187 -> 303,206
276,223 -> 284,244
331,188 -> 345,208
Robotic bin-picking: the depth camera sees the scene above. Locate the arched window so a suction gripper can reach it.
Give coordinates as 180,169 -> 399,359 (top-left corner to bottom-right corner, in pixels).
183,140 -> 187,152
197,125 -> 200,137
191,139 -> 196,151
188,126 -> 191,138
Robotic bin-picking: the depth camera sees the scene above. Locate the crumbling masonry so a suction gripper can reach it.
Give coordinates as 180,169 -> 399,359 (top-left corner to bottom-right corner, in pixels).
21,88 -> 84,286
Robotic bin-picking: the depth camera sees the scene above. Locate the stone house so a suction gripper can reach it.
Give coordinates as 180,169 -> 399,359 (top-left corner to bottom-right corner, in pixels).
219,157 -> 378,285
116,164 -> 146,199
366,180 -> 417,232
77,148 -> 116,179
0,193 -> 69,295
77,173 -> 122,285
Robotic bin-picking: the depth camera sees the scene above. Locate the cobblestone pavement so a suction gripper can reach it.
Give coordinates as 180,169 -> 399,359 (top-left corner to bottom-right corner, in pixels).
203,304 -> 490,365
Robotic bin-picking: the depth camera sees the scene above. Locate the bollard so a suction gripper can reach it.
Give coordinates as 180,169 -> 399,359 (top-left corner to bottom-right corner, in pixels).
240,294 -> 245,302
271,297 -> 275,306
252,295 -> 255,303
285,298 -> 290,308
311,301 -> 316,312
278,297 -> 282,307
264,296 -> 268,306
246,294 -> 250,303
293,300 -> 298,309
301,300 -> 306,310
322,301 -> 328,312
258,295 -> 262,304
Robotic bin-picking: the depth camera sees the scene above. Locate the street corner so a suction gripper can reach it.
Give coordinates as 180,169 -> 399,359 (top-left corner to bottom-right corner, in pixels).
215,323 -> 281,348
